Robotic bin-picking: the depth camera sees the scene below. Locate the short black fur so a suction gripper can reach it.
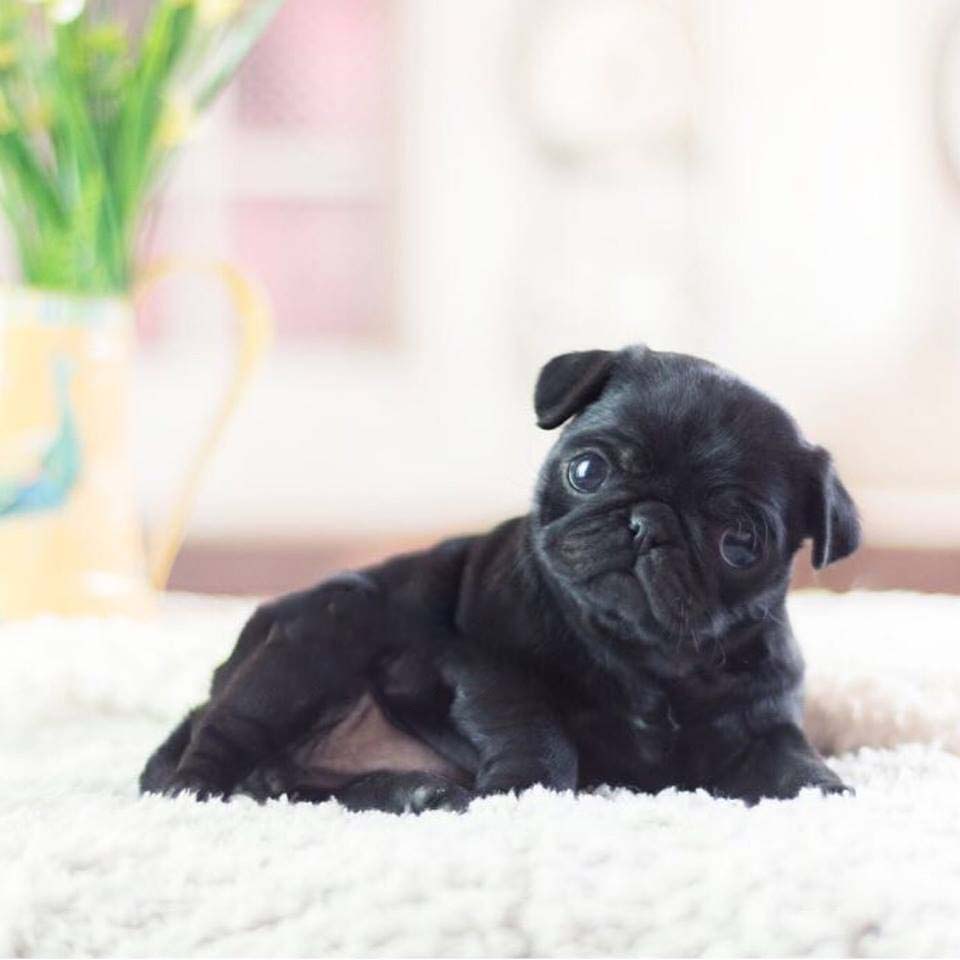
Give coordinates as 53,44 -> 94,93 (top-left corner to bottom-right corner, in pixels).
141,345 -> 860,812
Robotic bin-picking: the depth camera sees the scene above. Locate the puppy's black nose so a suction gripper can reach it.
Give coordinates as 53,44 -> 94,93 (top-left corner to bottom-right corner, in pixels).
629,507 -> 671,555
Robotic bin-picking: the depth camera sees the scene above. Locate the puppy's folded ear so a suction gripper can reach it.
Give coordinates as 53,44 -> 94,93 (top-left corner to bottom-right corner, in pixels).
805,446 -> 861,569
534,350 -> 617,429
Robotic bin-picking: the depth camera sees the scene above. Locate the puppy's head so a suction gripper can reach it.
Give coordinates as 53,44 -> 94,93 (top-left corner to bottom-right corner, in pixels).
530,345 -> 859,649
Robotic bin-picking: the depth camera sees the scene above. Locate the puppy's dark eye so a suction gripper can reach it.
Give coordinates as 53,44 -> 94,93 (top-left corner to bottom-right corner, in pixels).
719,523 -> 762,569
567,452 -> 609,493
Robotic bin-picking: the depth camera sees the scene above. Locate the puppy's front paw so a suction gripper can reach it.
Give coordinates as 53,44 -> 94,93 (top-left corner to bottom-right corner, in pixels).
163,769 -> 229,802
715,757 -> 853,804
475,757 -> 578,798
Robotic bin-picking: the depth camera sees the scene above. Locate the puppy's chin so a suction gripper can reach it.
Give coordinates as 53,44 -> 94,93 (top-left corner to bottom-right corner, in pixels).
633,548 -> 710,640
577,568 -> 712,646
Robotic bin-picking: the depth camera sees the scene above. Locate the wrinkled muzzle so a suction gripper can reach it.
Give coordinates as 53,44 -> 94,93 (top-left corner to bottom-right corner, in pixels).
537,503 -> 712,642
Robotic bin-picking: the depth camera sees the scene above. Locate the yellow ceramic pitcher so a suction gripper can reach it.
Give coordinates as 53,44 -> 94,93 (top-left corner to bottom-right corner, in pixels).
0,261 -> 271,620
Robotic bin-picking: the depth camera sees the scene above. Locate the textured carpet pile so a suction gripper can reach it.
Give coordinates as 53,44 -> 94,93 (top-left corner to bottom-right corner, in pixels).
2,590 -> 960,958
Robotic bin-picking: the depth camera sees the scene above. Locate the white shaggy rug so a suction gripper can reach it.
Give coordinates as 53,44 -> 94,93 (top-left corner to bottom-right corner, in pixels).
2,590 -> 960,958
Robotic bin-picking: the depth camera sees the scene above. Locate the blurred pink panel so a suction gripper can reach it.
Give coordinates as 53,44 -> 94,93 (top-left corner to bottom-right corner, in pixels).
237,0 -> 389,137
229,200 -> 387,338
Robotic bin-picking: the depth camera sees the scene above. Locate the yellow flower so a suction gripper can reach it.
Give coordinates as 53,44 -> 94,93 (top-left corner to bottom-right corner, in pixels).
84,23 -> 128,57
167,0 -> 243,25
196,0 -> 243,28
157,90 -> 196,148
24,99 -> 52,133
0,43 -> 16,70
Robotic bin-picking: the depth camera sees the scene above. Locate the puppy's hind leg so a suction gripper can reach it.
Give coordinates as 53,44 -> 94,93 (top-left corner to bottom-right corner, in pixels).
167,574 -> 390,800
334,771 -> 474,815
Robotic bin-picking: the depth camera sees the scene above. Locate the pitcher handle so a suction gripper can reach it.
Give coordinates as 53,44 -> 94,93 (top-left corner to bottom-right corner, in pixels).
134,258 -> 273,590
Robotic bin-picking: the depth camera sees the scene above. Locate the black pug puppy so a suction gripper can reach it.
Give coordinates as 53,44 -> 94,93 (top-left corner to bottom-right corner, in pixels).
141,345 -> 860,813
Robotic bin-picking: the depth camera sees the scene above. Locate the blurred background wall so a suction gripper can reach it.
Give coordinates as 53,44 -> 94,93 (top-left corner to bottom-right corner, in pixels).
6,0 -> 959,594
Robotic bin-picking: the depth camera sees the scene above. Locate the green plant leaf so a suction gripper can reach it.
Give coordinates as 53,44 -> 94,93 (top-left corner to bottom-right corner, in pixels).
0,0 -> 285,295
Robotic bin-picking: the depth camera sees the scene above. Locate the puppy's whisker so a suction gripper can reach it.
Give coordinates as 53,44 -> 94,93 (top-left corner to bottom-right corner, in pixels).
756,602 -> 786,628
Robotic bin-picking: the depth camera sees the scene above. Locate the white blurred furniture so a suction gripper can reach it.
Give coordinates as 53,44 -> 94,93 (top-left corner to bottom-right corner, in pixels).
5,1 -> 958,549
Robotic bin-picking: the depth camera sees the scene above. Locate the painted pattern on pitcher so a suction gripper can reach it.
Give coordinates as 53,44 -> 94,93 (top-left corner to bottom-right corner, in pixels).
0,288 -> 151,618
